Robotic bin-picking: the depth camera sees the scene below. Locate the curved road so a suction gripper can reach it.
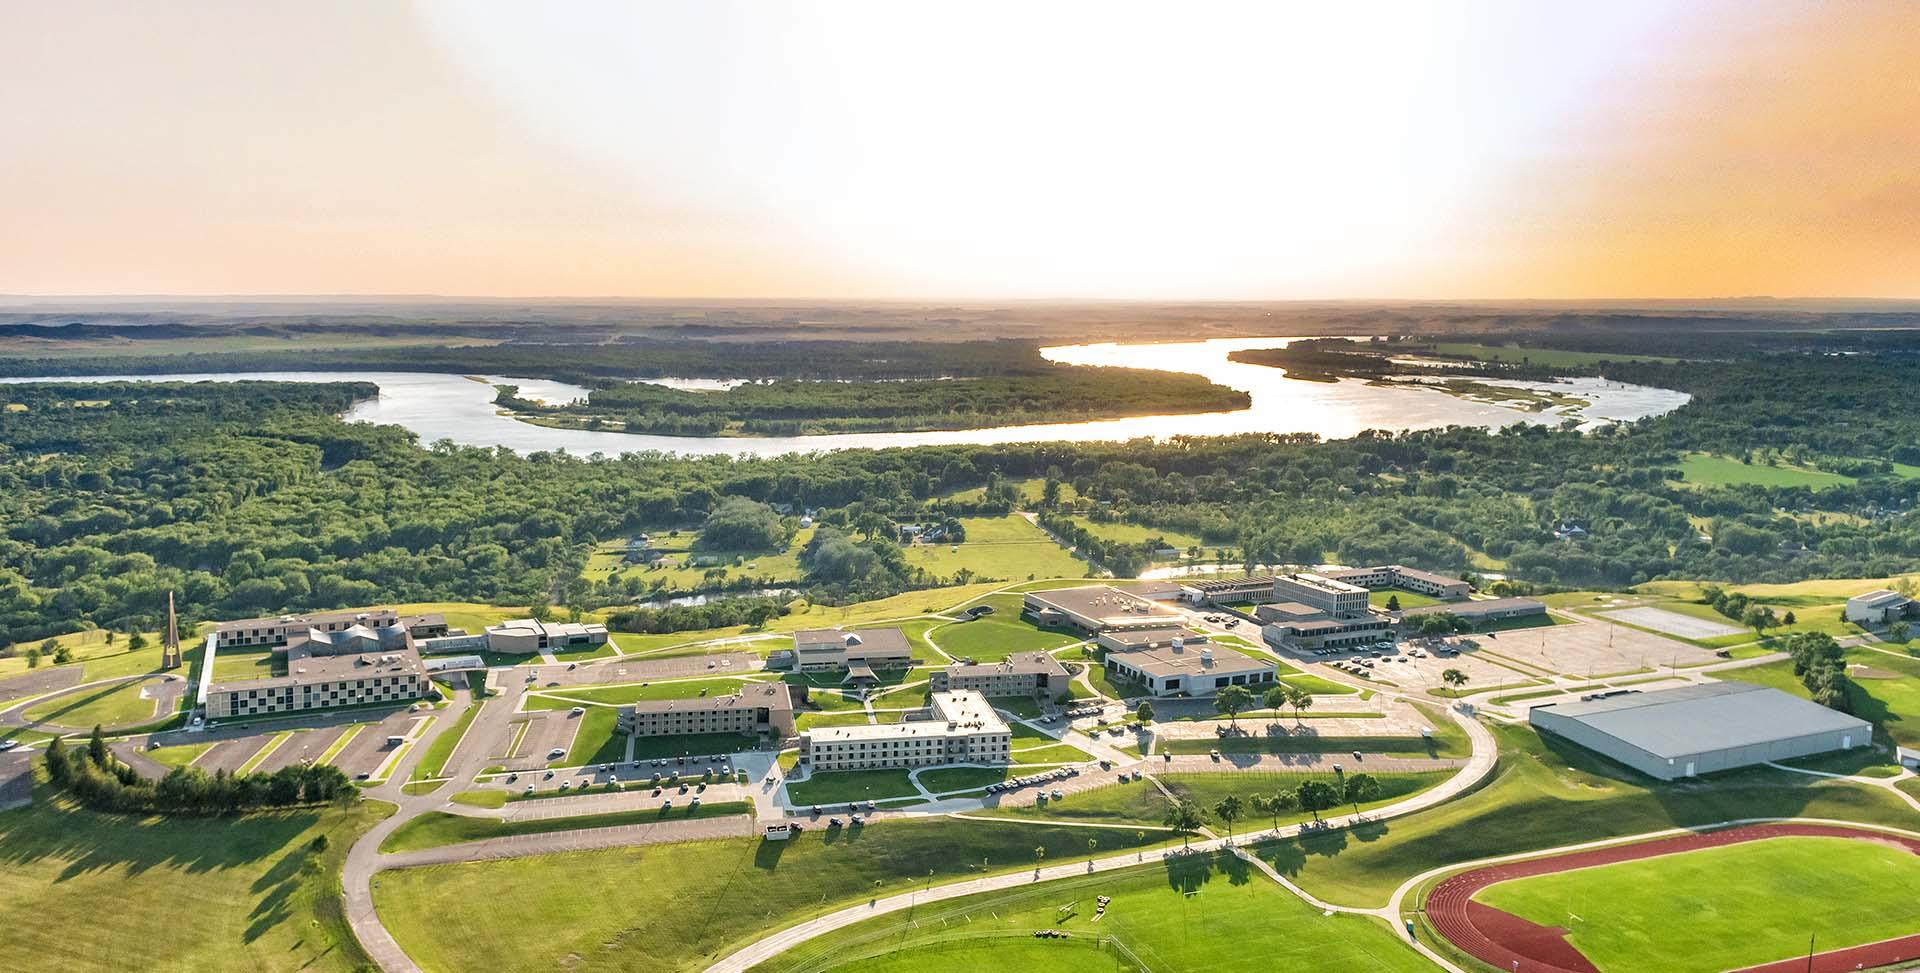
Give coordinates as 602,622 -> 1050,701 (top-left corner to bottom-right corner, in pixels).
702,701 -> 1497,973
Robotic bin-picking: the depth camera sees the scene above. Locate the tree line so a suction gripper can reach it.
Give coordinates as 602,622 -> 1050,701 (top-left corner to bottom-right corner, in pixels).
44,726 -> 358,815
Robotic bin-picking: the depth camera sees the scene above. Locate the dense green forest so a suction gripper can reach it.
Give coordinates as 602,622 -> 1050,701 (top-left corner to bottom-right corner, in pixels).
5,347 -> 1920,648
495,366 -> 1250,436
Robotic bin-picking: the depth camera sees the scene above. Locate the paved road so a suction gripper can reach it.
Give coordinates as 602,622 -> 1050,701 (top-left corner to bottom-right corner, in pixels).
703,701 -> 1498,973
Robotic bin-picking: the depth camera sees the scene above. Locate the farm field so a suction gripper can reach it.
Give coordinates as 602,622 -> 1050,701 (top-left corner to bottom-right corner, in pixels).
1075,519 -> 1209,553
755,852 -> 1431,973
1473,836 -> 1920,973
373,817 -> 1170,973
0,790 -> 389,972
1674,452 -> 1854,489
899,516 -> 1090,582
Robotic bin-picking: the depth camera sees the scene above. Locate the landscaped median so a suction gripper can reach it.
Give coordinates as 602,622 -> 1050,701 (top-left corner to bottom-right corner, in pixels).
406,699 -> 486,794
378,800 -> 755,854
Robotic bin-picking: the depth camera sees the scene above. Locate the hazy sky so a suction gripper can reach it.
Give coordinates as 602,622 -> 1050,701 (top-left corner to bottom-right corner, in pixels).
2,1 -> 1915,299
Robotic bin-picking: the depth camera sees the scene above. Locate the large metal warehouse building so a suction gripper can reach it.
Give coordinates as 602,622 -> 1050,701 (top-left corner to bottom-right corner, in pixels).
1529,682 -> 1871,780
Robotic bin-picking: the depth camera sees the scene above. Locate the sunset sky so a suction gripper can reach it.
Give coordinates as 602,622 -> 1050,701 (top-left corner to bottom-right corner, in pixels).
2,1 -> 1916,300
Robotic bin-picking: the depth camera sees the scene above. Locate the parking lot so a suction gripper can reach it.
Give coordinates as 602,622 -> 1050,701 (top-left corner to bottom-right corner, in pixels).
327,710 -> 433,780
490,711 -> 580,773
255,724 -> 350,773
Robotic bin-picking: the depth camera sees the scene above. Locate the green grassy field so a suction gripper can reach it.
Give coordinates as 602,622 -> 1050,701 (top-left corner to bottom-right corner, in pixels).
373,817 -> 1171,973
210,645 -> 279,682
917,765 -> 1021,793
20,677 -> 167,727
0,786 -> 389,972
755,851 -> 1431,973
1075,520 -> 1209,553
899,516 -> 1090,582
380,801 -> 754,854
786,769 -> 920,805
1474,836 -> 1920,973
1255,723 -> 1918,909
562,707 -> 625,765
1675,452 -> 1855,489
1010,743 -> 1094,765
0,625 -> 173,680
1369,588 -> 1444,609
148,741 -> 215,769
583,528 -> 813,593
930,614 -> 1082,663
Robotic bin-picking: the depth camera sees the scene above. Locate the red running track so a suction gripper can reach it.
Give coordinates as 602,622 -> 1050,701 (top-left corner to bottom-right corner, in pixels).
1423,823 -> 1920,973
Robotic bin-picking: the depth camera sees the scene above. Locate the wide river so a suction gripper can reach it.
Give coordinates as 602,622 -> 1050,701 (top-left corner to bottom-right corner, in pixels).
3,336 -> 1687,457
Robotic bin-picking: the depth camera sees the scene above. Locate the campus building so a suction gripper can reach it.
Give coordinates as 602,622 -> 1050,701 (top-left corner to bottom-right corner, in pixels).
799,690 -> 1011,771
616,681 -> 797,739
1400,597 -> 1547,629
1844,589 -> 1915,626
1529,683 -> 1871,780
930,652 -> 1070,698
213,609 -> 449,651
481,618 -> 609,655
1022,585 -> 1185,634
1272,573 -> 1371,618
1175,575 -> 1280,605
1096,629 -> 1277,695
1323,565 -> 1472,600
1260,611 -> 1393,652
204,623 -> 425,719
790,628 -> 915,681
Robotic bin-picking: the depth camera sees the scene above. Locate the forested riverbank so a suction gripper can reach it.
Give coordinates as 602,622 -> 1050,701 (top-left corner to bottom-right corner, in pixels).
4,347 -> 1920,647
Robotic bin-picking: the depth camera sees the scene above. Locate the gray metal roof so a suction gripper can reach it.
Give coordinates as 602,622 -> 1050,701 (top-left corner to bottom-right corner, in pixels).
1533,682 -> 1869,757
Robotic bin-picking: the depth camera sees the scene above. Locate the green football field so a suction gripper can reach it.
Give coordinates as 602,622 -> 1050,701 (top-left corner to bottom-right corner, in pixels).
1473,836 -> 1920,972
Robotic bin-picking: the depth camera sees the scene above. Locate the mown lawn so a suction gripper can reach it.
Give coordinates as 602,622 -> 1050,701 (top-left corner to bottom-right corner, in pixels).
753,851 -> 1431,973
21,677 -> 167,728
0,784 -> 390,972
1254,723 -> 1919,909
1476,836 -> 1920,973
786,769 -> 920,805
930,613 -> 1082,663
380,801 -> 753,853
536,676 -> 773,706
1674,452 -> 1854,489
373,817 -> 1170,973
899,516 -> 1090,582
410,700 -> 484,781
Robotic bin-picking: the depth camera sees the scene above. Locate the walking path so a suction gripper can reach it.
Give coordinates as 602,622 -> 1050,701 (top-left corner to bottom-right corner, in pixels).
1765,759 -> 1920,813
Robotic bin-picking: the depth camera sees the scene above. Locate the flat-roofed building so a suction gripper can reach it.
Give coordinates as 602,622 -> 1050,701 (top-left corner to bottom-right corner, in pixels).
215,608 -> 445,650
799,689 -> 1011,771
1844,589 -> 1915,625
205,625 -> 425,719
1176,575 -> 1279,605
1324,565 -> 1471,600
1023,585 -> 1185,634
1272,573 -> 1370,618
483,618 -> 609,655
930,651 -> 1070,698
1530,683 -> 1870,780
617,681 -> 796,739
1261,614 -> 1392,652
1400,597 -> 1546,629
791,628 -> 915,674
1100,632 -> 1276,696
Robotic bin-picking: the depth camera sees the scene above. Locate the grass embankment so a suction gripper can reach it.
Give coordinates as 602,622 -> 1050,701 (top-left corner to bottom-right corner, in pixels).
373,817 -> 1173,972
1475,836 -> 1920,973
754,850 -> 1431,973
0,782 -> 391,971
379,801 -> 753,854
1251,723 -> 1920,909
981,771 -> 1450,829
21,678 -> 168,728
409,700 -> 485,789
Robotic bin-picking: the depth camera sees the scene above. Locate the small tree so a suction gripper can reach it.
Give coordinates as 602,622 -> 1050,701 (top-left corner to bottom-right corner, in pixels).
1385,594 -> 1401,612
1162,799 -> 1207,849
1263,685 -> 1288,715
24,647 -> 40,669
53,646 -> 73,665
1441,668 -> 1469,695
1286,686 -> 1313,725
1135,700 -> 1155,724
1782,610 -> 1797,627
1214,795 -> 1244,842
1890,621 -> 1911,645
1214,685 -> 1253,727
128,632 -> 148,651
1295,780 -> 1339,822
1343,773 -> 1382,815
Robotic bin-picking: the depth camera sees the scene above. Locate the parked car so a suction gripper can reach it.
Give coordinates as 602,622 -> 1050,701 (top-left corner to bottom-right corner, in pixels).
548,747 -> 566,759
